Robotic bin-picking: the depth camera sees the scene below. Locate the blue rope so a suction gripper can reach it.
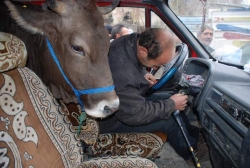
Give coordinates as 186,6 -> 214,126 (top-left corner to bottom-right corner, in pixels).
76,85 -> 115,95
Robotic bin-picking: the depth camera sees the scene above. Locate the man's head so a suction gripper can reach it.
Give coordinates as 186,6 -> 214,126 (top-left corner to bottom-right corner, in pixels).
105,25 -> 113,38
111,24 -> 130,39
197,25 -> 214,47
137,28 -> 176,70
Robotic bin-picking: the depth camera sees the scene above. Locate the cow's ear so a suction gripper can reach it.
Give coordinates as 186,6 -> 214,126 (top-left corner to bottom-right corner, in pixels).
5,1 -> 60,35
97,0 -> 120,15
77,0 -> 96,7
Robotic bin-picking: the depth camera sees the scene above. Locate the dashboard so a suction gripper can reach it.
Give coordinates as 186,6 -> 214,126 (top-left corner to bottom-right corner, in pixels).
183,58 -> 250,168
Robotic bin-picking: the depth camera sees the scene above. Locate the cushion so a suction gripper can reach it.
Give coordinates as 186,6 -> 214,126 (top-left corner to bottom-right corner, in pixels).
0,67 -> 83,167
77,156 -> 158,168
0,32 -> 27,72
59,101 -> 100,145
88,132 -> 166,159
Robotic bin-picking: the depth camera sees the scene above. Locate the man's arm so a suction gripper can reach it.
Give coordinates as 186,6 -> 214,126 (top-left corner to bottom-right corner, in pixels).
114,84 -> 176,126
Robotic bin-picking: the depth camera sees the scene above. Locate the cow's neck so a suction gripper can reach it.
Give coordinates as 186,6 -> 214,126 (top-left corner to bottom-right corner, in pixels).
48,83 -> 78,104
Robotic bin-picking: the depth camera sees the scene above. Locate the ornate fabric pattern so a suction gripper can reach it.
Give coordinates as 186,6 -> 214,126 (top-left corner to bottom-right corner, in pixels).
77,156 -> 158,168
18,67 -> 84,167
0,32 -> 27,72
79,118 -> 99,145
90,132 -> 165,159
59,101 -> 100,145
0,68 -> 83,167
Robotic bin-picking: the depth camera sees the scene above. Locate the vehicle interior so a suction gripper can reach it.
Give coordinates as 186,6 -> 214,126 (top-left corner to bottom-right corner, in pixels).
0,0 -> 250,168
98,0 -> 250,168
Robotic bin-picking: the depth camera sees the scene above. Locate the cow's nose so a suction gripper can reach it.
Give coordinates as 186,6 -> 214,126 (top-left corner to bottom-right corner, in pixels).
104,106 -> 112,115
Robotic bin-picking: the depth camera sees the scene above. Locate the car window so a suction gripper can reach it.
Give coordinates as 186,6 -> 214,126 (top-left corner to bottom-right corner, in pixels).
151,11 -> 170,30
169,0 -> 250,67
103,7 -> 182,48
103,7 -> 145,33
151,11 -> 182,44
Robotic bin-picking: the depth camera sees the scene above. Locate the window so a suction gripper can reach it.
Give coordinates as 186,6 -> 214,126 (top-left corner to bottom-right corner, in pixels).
103,7 -> 145,33
169,0 -> 250,66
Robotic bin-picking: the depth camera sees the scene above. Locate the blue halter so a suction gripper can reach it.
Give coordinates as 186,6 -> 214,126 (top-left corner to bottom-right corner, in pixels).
45,38 -> 115,110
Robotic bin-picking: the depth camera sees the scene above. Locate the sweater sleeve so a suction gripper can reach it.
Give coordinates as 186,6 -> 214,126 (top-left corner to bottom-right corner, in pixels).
115,83 -> 176,126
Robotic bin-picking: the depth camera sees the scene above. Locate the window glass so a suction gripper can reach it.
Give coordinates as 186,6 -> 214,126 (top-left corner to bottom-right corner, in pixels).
169,0 -> 250,66
103,7 -> 146,33
151,11 -> 170,30
151,11 -> 182,44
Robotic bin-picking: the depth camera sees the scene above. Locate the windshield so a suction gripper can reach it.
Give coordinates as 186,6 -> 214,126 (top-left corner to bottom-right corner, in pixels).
169,0 -> 250,67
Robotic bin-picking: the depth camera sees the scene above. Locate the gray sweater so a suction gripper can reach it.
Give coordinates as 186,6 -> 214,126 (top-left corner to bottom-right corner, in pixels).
99,33 -> 175,133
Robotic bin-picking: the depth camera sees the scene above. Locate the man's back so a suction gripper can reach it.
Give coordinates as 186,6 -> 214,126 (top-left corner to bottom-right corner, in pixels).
100,33 -> 150,132
100,32 -> 175,132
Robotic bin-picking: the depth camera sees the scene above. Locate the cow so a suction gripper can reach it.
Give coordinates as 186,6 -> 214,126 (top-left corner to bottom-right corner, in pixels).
0,0 -> 120,118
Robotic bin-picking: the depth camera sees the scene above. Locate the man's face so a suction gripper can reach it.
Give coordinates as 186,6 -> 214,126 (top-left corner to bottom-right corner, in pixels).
139,47 -> 176,70
198,28 -> 214,46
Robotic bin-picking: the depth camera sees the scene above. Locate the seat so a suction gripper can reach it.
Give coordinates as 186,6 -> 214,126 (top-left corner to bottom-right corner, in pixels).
60,101 -> 166,160
0,32 -> 163,167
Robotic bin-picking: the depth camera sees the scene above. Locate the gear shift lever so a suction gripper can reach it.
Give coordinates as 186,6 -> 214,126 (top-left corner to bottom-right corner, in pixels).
172,110 -> 201,168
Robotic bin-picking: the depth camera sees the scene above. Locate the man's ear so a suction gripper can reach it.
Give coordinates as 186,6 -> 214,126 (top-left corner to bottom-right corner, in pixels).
138,46 -> 148,57
116,34 -> 121,39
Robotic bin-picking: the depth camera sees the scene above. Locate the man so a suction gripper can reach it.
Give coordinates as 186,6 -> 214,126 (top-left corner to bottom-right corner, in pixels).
99,28 -> 200,162
197,25 -> 215,53
110,24 -> 130,42
105,25 -> 113,39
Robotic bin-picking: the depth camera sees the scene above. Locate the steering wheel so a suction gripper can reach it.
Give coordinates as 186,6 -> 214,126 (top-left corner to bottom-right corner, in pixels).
145,43 -> 188,96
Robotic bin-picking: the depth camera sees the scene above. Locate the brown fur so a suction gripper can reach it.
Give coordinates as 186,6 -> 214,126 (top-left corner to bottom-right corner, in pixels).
0,0 -> 119,118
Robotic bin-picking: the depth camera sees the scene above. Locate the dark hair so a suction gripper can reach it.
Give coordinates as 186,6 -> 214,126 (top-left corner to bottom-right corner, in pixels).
138,28 -> 163,60
197,25 -> 214,36
111,24 -> 127,39
105,25 -> 113,34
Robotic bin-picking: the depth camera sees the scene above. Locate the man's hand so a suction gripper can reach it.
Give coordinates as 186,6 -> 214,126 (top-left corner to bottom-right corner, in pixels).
144,73 -> 157,86
170,93 -> 188,111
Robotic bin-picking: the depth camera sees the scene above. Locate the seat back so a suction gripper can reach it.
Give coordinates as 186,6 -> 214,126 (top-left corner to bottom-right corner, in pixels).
0,32 -> 83,167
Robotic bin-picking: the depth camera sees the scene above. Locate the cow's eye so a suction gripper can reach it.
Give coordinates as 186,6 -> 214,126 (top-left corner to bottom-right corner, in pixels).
71,45 -> 85,56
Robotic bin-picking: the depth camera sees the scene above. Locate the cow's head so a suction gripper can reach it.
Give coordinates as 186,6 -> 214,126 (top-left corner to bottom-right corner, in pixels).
5,0 -> 119,118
